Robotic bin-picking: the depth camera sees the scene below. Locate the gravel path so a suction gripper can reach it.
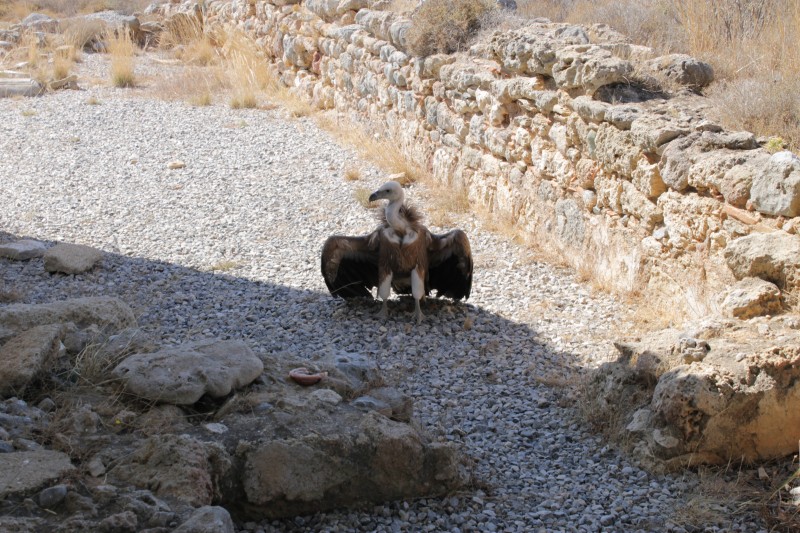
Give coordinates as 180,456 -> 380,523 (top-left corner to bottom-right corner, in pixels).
0,56 -> 765,532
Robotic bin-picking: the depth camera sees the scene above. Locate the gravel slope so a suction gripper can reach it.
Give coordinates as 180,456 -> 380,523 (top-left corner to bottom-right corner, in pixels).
0,56 -> 764,533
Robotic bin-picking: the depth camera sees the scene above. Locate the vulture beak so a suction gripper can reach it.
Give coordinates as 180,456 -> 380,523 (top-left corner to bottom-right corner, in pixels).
368,191 -> 380,203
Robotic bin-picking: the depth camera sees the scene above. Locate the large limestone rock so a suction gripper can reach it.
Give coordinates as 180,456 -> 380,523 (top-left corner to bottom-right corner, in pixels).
720,277 -> 783,319
239,411 -> 466,518
645,54 -> 714,89
0,297 -> 136,340
590,322 -> 800,468
112,339 -> 264,404
724,232 -> 800,290
43,243 -> 103,274
0,324 -> 64,397
0,450 -> 74,498
750,151 -> 800,217
652,344 -> 800,464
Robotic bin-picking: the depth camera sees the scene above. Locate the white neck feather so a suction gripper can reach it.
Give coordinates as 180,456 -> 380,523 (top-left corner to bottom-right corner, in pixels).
385,195 -> 407,233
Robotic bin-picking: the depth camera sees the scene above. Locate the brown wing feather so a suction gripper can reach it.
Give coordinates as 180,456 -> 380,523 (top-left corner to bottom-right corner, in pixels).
427,229 -> 472,300
321,232 -> 379,298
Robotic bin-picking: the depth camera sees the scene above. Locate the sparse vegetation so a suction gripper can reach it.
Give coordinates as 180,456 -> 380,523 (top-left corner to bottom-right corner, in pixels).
107,28 -> 136,88
354,186 -> 378,209
210,259 -> 241,272
343,165 -> 362,181
316,114 -> 426,184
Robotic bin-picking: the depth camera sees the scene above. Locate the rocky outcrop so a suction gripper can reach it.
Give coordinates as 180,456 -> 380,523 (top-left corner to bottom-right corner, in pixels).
0,291 -> 466,523
724,232 -> 800,290
720,277 -> 783,319
590,320 -> 800,469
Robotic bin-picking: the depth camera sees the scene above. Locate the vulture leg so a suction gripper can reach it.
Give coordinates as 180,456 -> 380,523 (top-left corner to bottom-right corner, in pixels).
378,271 -> 392,319
411,267 -> 425,324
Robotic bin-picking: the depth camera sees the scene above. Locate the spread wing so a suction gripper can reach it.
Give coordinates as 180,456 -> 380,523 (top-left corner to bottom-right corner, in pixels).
321,232 -> 380,298
427,229 -> 472,300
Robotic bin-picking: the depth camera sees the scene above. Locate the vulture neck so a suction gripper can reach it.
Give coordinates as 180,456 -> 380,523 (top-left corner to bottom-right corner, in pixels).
385,195 -> 409,234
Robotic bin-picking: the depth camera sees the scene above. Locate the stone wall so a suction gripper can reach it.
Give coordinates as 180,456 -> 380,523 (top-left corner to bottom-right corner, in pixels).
161,0 -> 800,318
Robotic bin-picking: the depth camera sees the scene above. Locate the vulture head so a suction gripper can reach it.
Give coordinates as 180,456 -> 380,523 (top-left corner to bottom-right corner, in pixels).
368,181 -> 404,203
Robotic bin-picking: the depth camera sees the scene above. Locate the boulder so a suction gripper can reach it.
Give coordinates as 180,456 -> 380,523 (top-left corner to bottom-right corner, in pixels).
592,322 -> 800,468
652,344 -> 800,464
724,232 -> 800,290
646,54 -> 714,89
0,239 -> 48,260
174,506 -> 235,533
43,243 -> 103,274
83,11 -> 142,42
0,324 -> 64,397
720,277 -> 783,319
750,151 -> 800,217
0,450 -> 75,498
0,297 -> 136,339
241,411 -> 466,518
112,339 -> 264,404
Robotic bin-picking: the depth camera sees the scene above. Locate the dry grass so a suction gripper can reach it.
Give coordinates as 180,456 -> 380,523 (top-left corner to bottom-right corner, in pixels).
343,165 -> 362,181
424,181 -> 471,227
354,186 -> 378,209
406,0 -> 497,56
61,18 -> 105,51
0,0 -> 152,20
316,114 -> 426,183
107,28 -> 136,88
210,259 -> 240,272
159,13 -> 219,66
51,51 -> 73,78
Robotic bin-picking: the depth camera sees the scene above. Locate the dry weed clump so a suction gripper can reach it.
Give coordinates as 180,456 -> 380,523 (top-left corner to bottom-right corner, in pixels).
107,29 -> 136,87
159,13 -> 219,66
316,114 -> 426,183
406,0 -> 497,56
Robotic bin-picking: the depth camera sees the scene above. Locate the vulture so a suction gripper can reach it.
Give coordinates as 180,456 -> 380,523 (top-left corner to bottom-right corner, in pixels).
321,181 -> 473,323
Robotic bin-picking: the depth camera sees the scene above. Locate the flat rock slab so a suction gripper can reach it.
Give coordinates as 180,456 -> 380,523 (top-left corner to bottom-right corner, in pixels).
0,324 -> 64,397
0,297 -> 136,337
0,78 -> 43,98
0,239 -> 48,260
112,339 -> 264,404
43,243 -> 103,274
0,450 -> 75,498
